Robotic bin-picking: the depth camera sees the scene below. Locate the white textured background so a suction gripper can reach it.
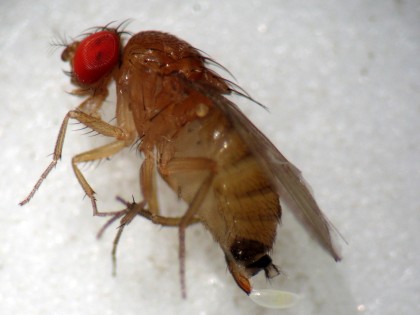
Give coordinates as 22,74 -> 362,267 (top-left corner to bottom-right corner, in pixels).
1,1 -> 419,314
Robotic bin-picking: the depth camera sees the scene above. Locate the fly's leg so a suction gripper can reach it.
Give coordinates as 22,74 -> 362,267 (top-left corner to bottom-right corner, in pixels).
139,208 -> 203,226
97,197 -> 201,237
140,152 -> 159,217
75,90 -> 107,117
20,110 -> 131,214
104,172 -> 213,298
177,172 -> 214,298
97,199 -> 147,275
97,197 -> 201,275
139,154 -> 216,216
94,151 -> 174,277
159,156 -> 217,298
72,140 -> 131,216
98,156 -> 216,297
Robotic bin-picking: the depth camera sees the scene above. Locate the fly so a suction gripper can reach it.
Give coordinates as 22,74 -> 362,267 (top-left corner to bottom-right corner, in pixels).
20,23 -> 341,308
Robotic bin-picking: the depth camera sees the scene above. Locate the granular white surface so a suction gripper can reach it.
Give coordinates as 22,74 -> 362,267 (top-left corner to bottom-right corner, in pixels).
1,1 -> 419,314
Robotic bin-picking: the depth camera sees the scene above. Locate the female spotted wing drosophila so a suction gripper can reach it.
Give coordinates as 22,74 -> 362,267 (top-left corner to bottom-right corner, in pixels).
20,23 -> 341,309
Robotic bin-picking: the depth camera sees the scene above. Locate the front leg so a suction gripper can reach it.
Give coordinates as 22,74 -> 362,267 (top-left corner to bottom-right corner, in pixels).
20,110 -> 132,214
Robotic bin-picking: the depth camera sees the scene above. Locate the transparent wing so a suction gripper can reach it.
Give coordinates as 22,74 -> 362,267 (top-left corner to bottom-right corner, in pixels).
193,82 -> 341,261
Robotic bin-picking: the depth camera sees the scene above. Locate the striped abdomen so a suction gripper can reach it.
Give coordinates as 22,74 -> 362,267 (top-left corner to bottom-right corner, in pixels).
161,104 -> 281,292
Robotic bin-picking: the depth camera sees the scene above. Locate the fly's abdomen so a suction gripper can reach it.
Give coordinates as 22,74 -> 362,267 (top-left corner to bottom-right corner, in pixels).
168,104 -> 282,245
207,120 -> 282,284
162,104 -> 281,285
213,155 -> 281,247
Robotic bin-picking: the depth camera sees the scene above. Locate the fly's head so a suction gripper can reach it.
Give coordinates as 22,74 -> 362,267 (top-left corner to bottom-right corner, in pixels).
61,27 -> 123,93
59,25 -> 128,115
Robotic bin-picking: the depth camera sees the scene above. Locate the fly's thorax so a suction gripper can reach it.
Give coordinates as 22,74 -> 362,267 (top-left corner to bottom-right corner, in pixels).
115,31 -> 233,147
122,31 -> 229,92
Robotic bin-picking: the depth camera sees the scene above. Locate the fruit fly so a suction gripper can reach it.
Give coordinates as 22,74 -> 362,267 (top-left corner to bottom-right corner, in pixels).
20,23 -> 340,308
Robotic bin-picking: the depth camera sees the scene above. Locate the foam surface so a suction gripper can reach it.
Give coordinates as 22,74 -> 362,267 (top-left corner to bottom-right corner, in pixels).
1,1 -> 419,314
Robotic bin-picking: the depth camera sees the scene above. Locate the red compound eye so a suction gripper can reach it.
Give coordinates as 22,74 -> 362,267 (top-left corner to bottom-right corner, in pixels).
73,30 -> 120,85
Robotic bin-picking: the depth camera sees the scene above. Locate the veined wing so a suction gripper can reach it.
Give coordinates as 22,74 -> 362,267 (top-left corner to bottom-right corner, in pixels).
193,82 -> 341,261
